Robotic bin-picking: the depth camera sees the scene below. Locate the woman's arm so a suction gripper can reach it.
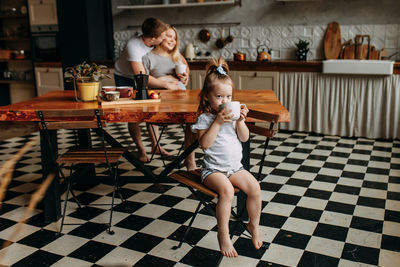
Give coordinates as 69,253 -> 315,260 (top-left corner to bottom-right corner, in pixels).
130,61 -> 180,90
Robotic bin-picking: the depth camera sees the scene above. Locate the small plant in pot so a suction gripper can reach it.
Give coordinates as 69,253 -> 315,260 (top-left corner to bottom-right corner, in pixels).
64,61 -> 111,101
295,39 -> 310,61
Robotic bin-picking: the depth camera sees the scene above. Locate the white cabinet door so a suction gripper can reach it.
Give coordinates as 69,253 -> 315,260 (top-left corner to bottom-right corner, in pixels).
28,0 -> 58,26
187,70 -> 205,90
233,71 -> 279,92
35,67 -> 64,96
101,68 -> 115,86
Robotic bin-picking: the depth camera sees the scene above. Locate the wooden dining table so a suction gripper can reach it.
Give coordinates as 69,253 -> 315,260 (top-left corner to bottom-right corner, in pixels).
0,89 -> 289,222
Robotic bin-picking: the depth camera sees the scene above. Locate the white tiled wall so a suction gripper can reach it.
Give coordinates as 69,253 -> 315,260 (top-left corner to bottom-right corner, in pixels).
114,24 -> 400,61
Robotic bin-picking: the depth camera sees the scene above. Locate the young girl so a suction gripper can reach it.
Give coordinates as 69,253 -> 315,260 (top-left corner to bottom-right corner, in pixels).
191,57 -> 263,257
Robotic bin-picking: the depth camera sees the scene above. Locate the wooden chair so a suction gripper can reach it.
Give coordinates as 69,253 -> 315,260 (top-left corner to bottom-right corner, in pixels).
37,109 -> 126,235
169,109 -> 279,256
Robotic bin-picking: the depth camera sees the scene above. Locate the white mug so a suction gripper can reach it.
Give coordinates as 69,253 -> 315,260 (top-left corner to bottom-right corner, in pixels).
219,101 -> 247,121
175,63 -> 187,75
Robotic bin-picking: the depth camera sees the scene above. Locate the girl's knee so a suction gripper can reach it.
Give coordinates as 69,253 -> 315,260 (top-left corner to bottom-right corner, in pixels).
248,181 -> 261,197
218,184 -> 235,200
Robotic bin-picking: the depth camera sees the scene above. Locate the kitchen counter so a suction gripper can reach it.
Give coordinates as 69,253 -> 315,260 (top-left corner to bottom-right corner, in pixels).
34,62 -> 62,68
189,60 -> 400,74
86,60 -> 400,74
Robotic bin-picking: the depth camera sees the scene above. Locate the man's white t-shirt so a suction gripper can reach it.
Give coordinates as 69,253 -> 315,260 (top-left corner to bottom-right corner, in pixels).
192,113 -> 243,172
114,36 -> 153,79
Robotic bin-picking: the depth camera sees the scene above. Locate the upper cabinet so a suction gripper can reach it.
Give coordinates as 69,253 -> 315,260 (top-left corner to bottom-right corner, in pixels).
117,0 -> 240,10
28,0 -> 58,26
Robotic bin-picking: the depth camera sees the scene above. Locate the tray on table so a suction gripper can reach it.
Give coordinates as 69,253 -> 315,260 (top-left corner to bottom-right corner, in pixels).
97,95 -> 161,107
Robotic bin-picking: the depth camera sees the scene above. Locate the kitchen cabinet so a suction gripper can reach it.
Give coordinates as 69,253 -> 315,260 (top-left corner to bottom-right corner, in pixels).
101,68 -> 115,86
34,66 -> 63,96
187,69 -> 279,92
233,71 -> 279,92
186,70 -> 205,90
0,0 -> 35,105
27,0 -> 58,26
117,0 -> 239,10
59,0 -> 114,90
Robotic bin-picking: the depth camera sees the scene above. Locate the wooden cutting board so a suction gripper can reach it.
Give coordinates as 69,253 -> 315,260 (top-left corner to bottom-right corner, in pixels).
98,96 -> 161,107
324,22 -> 342,59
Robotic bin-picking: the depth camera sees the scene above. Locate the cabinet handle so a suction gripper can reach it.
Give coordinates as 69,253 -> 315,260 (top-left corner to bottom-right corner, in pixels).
254,72 -> 257,77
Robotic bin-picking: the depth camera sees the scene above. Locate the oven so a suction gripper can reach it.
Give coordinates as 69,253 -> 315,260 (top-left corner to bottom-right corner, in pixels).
31,25 -> 60,62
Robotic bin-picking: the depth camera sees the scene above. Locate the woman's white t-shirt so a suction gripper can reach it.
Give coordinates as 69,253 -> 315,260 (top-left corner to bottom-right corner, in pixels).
192,113 -> 243,172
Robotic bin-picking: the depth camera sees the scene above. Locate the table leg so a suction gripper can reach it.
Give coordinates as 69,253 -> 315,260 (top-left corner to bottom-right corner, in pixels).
40,129 -> 61,223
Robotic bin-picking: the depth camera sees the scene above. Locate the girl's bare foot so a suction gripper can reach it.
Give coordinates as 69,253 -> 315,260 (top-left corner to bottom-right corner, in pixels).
247,223 -> 263,249
217,233 -> 238,257
151,146 -> 172,156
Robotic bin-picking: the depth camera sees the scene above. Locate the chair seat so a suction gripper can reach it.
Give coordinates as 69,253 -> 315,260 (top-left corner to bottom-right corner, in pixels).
57,147 -> 126,164
170,169 -> 240,199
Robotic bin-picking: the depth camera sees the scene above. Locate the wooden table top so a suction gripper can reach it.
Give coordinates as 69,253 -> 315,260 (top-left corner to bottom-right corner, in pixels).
0,90 -> 289,124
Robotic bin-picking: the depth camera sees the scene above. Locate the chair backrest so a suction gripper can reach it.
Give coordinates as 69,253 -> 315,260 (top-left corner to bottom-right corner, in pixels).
37,109 -> 106,131
37,109 -> 111,166
246,109 -> 280,181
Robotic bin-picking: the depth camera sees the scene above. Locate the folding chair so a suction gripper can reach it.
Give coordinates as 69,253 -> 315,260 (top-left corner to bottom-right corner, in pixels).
37,109 -> 126,235
169,109 -> 279,257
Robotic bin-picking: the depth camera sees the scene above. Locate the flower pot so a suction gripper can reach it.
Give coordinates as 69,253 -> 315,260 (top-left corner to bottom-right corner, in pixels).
296,48 -> 309,61
76,82 -> 100,101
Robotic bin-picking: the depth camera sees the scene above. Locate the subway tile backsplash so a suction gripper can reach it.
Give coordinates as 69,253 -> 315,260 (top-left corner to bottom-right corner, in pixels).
114,24 -> 400,61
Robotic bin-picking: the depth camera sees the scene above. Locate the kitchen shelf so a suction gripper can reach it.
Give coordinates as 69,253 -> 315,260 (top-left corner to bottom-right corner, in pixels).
0,80 -> 33,84
0,59 -> 31,62
0,14 -> 27,19
0,37 -> 30,41
117,0 -> 240,10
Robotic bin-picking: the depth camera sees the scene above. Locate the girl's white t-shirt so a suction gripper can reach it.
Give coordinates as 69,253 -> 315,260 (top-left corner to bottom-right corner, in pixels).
192,113 -> 243,172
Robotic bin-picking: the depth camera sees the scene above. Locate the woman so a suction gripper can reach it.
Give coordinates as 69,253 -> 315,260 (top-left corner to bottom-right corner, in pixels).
142,26 -> 196,170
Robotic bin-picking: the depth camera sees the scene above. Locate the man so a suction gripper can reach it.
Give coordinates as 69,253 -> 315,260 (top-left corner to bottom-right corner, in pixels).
114,17 -> 179,162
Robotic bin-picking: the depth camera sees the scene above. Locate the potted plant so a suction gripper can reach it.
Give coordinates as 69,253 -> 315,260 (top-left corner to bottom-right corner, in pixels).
64,61 -> 111,101
295,39 -> 310,61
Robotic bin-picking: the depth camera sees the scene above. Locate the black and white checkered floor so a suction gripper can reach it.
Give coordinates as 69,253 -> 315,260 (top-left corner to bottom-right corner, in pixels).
0,123 -> 399,266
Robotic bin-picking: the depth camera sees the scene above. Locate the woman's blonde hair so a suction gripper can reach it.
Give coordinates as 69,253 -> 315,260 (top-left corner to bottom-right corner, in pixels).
197,57 -> 234,114
168,26 -> 181,63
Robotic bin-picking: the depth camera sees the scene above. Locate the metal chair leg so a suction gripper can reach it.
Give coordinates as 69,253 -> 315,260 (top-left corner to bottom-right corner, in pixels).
58,175 -> 72,235
106,162 -> 119,235
173,201 -> 202,249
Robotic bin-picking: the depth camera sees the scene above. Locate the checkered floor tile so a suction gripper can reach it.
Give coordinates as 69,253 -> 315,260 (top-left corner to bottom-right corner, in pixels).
0,123 -> 399,266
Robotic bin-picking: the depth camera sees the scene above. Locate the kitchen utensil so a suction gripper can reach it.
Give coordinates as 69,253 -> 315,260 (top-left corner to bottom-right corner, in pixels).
324,22 -> 342,59
117,86 -> 133,98
369,46 -> 379,60
199,29 -> 210,43
134,72 -> 149,100
104,91 -> 120,101
216,38 -> 225,49
339,40 -> 355,59
257,45 -> 271,61
184,43 -> 195,59
355,35 -> 370,59
234,52 -> 246,62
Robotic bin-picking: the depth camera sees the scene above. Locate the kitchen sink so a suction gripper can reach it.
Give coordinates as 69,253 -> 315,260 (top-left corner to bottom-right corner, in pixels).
322,60 -> 394,75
